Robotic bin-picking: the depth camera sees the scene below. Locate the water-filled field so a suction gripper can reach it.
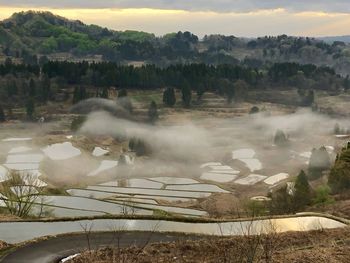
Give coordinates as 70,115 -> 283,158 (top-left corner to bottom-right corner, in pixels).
0,109 -> 347,218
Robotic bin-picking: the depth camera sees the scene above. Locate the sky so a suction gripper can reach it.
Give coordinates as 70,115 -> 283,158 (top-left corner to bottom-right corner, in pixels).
0,1 -> 350,37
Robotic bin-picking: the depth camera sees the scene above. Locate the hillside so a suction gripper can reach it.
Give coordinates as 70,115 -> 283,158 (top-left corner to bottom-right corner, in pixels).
1,11 -> 350,74
319,36 -> 350,44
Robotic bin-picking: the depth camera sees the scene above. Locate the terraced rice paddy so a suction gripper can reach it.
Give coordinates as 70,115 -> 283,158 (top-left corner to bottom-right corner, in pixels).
42,142 -> 81,160
234,174 -> 267,185
92,147 -> 109,157
264,173 -> 289,185
88,160 -> 118,176
0,216 -> 346,244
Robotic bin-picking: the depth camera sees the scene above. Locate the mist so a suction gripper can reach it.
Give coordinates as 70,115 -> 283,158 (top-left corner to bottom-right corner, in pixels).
75,108 -> 347,181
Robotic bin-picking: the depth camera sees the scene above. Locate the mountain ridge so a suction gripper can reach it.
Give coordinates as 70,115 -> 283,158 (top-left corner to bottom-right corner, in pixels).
0,10 -> 350,75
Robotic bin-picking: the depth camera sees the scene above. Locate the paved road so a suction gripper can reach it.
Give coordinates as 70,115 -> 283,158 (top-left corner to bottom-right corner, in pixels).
1,232 -> 199,263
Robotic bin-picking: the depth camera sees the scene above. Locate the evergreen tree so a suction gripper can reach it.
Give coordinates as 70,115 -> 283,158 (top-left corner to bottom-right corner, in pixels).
72,86 -> 80,104
219,78 -> 234,103
181,82 -> 192,108
118,89 -> 128,98
148,101 -> 159,124
249,106 -> 260,114
72,86 -> 86,104
26,99 -> 35,119
40,75 -> 51,103
293,170 -> 312,210
301,90 -> 315,106
163,87 -> 176,107
79,86 -> 87,101
274,129 -> 289,147
344,75 -> 350,90
0,105 -> 5,122
329,147 -> 350,193
308,147 -> 331,180
29,79 -> 36,97
117,89 -> 133,113
334,123 -> 341,135
268,186 -> 294,214
234,80 -> 248,102
101,87 -> 109,98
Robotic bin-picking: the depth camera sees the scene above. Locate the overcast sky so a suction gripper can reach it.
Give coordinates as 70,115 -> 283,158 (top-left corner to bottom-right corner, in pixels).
0,1 -> 350,37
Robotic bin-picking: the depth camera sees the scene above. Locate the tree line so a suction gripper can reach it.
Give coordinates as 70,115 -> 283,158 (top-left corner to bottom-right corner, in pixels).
0,60 -> 347,121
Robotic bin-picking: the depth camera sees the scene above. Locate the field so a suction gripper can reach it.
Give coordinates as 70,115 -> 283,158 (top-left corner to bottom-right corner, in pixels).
0,89 -> 349,220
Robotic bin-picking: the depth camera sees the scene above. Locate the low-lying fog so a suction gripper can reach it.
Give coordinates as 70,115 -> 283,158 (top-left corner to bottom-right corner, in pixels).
75,106 -> 346,181
2,100 -> 348,189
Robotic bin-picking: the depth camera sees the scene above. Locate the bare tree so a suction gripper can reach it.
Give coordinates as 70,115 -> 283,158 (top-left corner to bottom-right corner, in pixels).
80,222 -> 94,256
260,219 -> 281,263
0,171 -> 45,217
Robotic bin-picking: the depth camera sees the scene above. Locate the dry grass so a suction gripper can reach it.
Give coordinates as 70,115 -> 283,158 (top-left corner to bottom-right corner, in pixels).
69,227 -> 350,263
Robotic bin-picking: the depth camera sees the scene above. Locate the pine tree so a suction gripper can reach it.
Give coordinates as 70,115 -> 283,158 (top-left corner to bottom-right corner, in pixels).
301,90 -> 315,106
308,147 -> 331,180
26,99 -> 35,119
72,86 -> 80,104
40,75 -> 51,103
163,87 -> 176,107
293,170 -> 312,210
101,87 -> 109,98
118,89 -> 128,98
274,129 -> 289,147
29,79 -> 36,97
117,89 -> 133,113
148,101 -> 159,124
344,75 -> 350,90
334,123 -> 340,135
0,105 -> 5,122
181,82 -> 192,108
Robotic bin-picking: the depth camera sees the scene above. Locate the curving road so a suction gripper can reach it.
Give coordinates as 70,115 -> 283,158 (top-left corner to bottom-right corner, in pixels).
0,232 -> 199,263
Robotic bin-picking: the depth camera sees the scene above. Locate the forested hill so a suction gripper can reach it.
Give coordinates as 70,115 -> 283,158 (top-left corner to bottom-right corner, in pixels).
1,11 -> 350,75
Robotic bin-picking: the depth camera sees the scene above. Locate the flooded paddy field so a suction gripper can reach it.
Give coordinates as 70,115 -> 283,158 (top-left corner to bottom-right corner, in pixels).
0,215 -> 346,244
0,108 -> 348,219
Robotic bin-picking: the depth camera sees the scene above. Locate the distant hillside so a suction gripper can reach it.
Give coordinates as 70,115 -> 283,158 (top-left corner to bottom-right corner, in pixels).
1,11 -> 350,74
319,36 -> 350,44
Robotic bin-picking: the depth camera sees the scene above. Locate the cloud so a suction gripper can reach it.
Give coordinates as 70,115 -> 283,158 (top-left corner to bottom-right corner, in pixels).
1,6 -> 348,37
1,0 -> 350,13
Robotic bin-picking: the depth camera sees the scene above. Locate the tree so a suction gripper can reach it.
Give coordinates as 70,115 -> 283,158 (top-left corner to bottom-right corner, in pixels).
301,90 -> 314,106
334,123 -> 341,135
29,78 -> 36,97
26,99 -> 35,119
249,106 -> 260,114
268,185 -> 294,214
313,185 -> 334,207
0,105 -> 5,122
219,78 -> 234,103
273,130 -> 289,147
0,171 -> 46,218
38,55 -> 49,67
117,89 -> 133,113
234,80 -> 248,102
293,170 -> 312,210
344,75 -> 350,90
40,75 -> 51,103
72,86 -> 80,104
181,81 -> 192,108
101,87 -> 109,99
118,89 -> 128,98
329,146 -> 350,193
163,87 -> 176,107
73,86 -> 86,104
308,147 -> 331,180
148,101 -> 159,124
129,138 -> 151,156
